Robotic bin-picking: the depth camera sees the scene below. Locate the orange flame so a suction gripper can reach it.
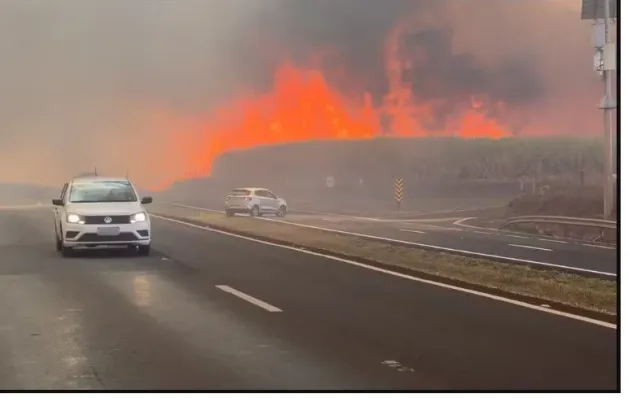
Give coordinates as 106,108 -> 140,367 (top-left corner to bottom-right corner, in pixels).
148,17 -> 511,191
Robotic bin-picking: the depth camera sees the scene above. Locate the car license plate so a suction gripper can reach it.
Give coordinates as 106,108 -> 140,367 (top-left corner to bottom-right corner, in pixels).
96,227 -> 120,236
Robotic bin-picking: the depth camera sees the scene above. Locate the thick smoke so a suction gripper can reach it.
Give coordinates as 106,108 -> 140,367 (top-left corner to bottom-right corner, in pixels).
254,0 -> 602,134
0,0 -> 607,187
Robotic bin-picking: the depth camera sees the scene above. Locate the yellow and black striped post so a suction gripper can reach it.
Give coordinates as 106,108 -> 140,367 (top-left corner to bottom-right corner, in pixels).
394,177 -> 404,211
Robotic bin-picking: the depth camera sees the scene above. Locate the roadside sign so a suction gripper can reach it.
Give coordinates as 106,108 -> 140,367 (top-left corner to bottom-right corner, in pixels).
394,177 -> 404,211
326,176 -> 335,188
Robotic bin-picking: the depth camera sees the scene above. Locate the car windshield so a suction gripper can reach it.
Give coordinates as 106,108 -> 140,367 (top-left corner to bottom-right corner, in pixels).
69,181 -> 138,203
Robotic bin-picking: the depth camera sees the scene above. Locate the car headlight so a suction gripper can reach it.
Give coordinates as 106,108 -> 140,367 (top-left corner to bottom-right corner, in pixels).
66,213 -> 83,224
130,212 -> 147,223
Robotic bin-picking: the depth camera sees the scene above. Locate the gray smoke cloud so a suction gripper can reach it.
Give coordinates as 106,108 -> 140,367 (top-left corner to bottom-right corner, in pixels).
0,0 -> 607,187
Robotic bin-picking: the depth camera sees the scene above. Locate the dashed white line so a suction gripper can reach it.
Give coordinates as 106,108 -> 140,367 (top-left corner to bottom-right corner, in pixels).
506,234 -> 528,239
410,224 -> 463,232
539,238 -> 568,244
473,231 -> 492,235
582,244 -> 615,250
216,285 -> 283,312
399,229 -> 426,234
509,244 -> 553,252
152,214 -> 615,328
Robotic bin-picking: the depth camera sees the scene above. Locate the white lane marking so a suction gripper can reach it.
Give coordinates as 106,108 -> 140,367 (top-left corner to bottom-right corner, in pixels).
582,244 -> 615,250
509,244 -> 553,252
406,224 -> 463,232
158,207 -> 616,278
171,203 -> 500,223
540,238 -> 568,244
151,214 -> 616,329
453,217 -> 499,231
291,208 -> 381,221
216,285 -> 282,312
506,234 -> 528,239
473,231 -> 492,235
381,360 -> 415,372
399,229 -> 426,234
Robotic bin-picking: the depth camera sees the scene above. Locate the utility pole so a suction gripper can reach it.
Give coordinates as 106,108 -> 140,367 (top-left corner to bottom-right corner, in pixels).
601,0 -> 615,219
582,0 -> 617,220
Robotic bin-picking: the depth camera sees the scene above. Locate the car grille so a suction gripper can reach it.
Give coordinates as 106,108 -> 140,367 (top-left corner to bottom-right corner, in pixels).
77,233 -> 137,242
83,215 -> 131,225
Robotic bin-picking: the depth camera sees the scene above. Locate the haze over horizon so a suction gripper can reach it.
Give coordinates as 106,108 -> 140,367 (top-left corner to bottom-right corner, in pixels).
0,0 -> 612,189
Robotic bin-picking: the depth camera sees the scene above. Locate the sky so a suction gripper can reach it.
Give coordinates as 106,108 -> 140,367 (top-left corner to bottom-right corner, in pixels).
0,0 -> 610,189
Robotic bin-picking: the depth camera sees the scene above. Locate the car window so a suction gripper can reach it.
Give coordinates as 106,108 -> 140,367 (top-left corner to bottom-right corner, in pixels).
68,181 -> 138,203
254,190 -> 267,198
60,183 -> 68,200
266,191 -> 278,199
229,189 -> 251,196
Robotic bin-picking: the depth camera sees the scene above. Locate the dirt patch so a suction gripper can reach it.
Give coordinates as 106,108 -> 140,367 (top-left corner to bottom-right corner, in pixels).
149,203 -> 617,320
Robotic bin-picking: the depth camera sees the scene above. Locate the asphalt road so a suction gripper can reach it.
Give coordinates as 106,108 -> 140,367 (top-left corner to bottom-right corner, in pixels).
274,214 -> 618,276
168,203 -> 618,276
0,208 -> 617,390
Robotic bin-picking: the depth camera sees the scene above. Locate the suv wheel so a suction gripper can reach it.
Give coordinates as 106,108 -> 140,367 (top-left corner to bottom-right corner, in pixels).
250,205 -> 260,217
276,205 -> 287,217
61,245 -> 74,257
138,245 -> 150,256
55,224 -> 63,251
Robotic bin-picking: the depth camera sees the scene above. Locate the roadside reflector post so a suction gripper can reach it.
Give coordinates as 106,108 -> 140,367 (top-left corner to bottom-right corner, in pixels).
394,177 -> 404,212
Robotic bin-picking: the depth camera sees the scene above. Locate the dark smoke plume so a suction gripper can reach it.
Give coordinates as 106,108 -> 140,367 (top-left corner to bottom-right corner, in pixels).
0,0 -> 606,187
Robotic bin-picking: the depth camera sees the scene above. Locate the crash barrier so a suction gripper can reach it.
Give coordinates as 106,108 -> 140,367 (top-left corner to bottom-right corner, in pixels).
501,215 -> 617,230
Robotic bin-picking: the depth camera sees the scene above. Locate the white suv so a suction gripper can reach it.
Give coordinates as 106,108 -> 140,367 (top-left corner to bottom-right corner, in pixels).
52,177 -> 153,257
224,187 -> 288,217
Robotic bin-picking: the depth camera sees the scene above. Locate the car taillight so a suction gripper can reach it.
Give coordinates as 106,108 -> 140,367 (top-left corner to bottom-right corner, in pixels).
245,197 -> 252,201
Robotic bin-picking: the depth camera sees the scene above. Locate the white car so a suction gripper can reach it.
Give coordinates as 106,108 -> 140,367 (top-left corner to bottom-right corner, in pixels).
224,187 -> 287,217
52,176 -> 153,257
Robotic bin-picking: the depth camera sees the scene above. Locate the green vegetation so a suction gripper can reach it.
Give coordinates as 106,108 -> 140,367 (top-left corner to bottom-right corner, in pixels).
213,137 -> 604,182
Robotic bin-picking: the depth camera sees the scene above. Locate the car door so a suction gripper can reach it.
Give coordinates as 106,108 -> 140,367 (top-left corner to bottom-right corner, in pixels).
254,190 -> 271,213
265,190 -> 280,211
55,183 -> 68,237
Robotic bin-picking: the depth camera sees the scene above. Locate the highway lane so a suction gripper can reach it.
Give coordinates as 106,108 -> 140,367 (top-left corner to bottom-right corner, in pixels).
0,209 -> 411,389
274,216 -> 618,275
0,208 -> 617,390
167,204 -> 617,276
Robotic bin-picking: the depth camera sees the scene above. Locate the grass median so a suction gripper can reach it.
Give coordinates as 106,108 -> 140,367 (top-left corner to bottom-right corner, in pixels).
149,204 -> 617,319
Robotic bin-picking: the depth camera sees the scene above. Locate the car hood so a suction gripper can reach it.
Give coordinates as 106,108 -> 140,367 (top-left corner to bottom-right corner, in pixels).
66,202 -> 144,216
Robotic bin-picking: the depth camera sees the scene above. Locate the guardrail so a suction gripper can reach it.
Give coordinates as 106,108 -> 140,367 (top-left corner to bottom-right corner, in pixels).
501,215 -> 617,230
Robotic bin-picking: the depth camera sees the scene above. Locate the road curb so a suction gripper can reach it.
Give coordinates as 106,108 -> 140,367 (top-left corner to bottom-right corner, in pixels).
151,211 -> 617,326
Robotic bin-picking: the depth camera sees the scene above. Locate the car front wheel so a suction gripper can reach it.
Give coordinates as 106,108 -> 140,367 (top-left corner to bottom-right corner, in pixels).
138,244 -> 150,256
55,224 -> 63,251
61,245 -> 74,257
276,205 -> 287,217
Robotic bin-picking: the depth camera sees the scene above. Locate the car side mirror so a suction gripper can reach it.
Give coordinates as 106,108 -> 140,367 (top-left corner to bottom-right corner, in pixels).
141,196 -> 153,204
52,199 -> 64,206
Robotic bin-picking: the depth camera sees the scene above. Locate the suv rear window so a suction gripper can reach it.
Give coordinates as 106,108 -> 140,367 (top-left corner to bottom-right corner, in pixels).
229,189 -> 251,196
